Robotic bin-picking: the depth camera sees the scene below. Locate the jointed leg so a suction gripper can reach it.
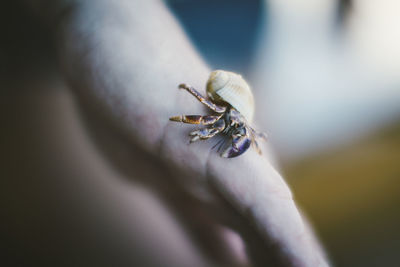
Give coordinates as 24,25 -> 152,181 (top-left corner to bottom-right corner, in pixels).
189,118 -> 226,143
179,83 -> 227,113
221,133 -> 252,158
189,128 -> 221,143
249,128 -> 265,155
250,127 -> 268,141
252,138 -> 262,155
169,115 -> 222,125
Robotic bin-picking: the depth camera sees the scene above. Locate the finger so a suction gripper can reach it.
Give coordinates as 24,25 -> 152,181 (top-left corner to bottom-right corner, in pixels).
207,149 -> 329,266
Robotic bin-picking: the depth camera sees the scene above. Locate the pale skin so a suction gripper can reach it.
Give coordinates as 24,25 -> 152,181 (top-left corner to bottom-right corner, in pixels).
23,0 -> 330,266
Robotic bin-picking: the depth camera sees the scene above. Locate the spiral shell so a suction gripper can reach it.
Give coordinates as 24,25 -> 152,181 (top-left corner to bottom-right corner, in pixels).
206,70 -> 255,122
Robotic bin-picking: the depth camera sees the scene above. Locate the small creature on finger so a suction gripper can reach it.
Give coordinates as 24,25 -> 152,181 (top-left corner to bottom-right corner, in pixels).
169,70 -> 267,158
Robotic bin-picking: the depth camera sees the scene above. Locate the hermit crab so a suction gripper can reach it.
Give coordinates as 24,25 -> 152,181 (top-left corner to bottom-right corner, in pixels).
169,70 -> 267,158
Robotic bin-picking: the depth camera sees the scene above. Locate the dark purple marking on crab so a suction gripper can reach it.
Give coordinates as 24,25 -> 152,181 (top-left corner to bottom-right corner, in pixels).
221,135 -> 252,158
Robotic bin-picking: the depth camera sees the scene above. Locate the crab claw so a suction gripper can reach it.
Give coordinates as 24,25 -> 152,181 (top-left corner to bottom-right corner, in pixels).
221,135 -> 251,158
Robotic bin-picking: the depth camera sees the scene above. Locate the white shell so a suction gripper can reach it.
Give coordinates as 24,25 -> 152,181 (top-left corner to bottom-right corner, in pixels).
206,70 -> 255,122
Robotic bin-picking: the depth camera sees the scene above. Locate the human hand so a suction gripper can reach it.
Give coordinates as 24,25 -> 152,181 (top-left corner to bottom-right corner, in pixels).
33,0 -> 330,266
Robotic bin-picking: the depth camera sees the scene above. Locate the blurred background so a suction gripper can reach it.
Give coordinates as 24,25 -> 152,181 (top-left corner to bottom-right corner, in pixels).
1,0 -> 400,266
167,0 -> 400,266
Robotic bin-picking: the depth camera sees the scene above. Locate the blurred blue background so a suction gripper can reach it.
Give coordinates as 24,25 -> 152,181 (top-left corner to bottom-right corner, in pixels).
167,0 -> 265,75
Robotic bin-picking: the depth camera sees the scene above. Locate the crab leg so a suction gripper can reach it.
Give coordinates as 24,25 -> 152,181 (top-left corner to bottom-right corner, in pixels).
178,83 -> 227,113
189,118 -> 225,143
249,128 -> 263,155
169,115 -> 222,125
250,127 -> 268,141
221,127 -> 252,158
252,138 -> 262,155
189,128 -> 219,143
221,135 -> 251,158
